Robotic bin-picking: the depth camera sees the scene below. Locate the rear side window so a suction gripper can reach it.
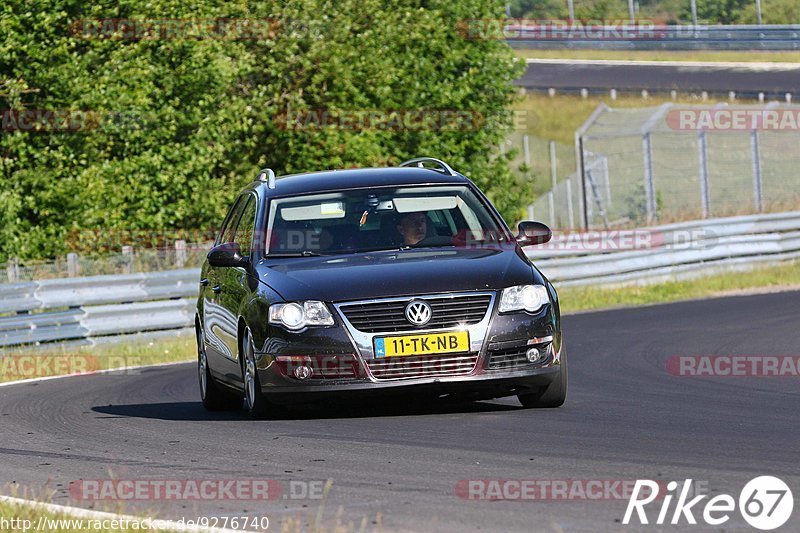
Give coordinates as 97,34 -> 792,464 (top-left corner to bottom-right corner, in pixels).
234,196 -> 257,257
215,196 -> 247,246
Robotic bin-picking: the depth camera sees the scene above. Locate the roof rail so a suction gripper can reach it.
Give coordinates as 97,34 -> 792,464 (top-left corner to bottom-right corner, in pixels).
257,168 -> 276,189
399,157 -> 457,176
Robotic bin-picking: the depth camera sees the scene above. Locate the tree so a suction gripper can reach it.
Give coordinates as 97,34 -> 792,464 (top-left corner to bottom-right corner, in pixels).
0,0 -> 524,261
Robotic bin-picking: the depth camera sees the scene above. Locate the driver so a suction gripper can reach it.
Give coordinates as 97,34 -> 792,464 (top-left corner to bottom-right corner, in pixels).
396,212 -> 427,246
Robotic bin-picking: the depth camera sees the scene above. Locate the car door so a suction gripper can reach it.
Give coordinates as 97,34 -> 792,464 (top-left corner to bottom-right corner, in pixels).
203,195 -> 246,369
216,194 -> 259,385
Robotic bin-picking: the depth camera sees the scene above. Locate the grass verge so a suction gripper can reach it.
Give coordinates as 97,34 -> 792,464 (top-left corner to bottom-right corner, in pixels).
514,91 -> 722,144
0,501 -> 151,532
514,49 -> 800,63
558,260 -> 800,314
0,334 -> 195,384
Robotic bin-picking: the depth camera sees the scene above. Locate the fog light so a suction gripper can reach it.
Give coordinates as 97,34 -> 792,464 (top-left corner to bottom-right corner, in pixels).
526,348 -> 541,363
293,365 -> 313,380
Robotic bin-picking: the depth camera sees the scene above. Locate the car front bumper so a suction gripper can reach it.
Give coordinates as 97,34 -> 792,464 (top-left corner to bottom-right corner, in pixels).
252,298 -> 563,404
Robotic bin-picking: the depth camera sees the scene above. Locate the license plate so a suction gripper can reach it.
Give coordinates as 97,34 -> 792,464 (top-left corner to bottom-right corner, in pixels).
373,331 -> 470,358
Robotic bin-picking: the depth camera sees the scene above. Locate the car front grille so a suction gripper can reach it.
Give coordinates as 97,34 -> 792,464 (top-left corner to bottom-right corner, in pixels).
366,353 -> 479,381
338,294 -> 493,333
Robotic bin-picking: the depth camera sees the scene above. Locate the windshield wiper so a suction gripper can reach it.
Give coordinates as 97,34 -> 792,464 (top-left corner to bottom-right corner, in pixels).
265,251 -> 322,257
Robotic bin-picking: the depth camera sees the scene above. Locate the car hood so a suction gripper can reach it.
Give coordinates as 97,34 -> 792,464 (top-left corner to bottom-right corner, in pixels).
256,247 -> 541,302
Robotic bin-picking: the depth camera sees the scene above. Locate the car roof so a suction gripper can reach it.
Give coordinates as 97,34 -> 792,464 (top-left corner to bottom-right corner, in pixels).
247,167 -> 471,197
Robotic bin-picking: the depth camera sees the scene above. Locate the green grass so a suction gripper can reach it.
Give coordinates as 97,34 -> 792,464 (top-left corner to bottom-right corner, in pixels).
514,92 -> 723,144
0,501 -> 151,532
0,334 -> 195,383
514,49 -> 800,63
558,260 -> 800,314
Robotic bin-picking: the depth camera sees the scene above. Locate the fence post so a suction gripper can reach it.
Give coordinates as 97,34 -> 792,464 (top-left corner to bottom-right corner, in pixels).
523,135 -> 531,166
67,253 -> 79,277
547,191 -> 556,228
7,257 -> 19,283
586,169 -> 610,229
697,131 -> 710,218
642,132 -> 657,223
175,240 -> 187,268
549,141 -> 558,189
577,136 -> 588,228
575,104 -> 610,229
751,130 -> 763,213
527,204 -> 535,221
122,246 -> 134,274
566,177 -> 575,229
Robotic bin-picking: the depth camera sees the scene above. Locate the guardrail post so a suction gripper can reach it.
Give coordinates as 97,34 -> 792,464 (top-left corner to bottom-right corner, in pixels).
6,257 -> 19,283
122,246 -> 134,274
751,130 -> 763,213
698,131 -> 710,218
67,253 -> 79,277
175,240 -> 187,268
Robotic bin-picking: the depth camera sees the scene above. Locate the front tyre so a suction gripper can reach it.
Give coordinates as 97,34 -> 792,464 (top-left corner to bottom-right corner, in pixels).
198,329 -> 242,410
517,345 -> 568,408
242,328 -> 271,419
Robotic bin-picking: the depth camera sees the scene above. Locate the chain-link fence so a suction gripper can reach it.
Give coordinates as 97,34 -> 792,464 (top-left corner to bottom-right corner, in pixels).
504,132 -> 578,227
1,242 -> 210,284
527,103 -> 800,229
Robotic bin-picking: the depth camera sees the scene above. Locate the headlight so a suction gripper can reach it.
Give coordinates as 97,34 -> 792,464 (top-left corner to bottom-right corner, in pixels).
269,301 -> 334,330
499,285 -> 549,314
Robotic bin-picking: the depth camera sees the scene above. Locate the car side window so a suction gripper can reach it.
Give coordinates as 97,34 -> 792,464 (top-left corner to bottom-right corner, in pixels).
233,196 -> 257,258
215,196 -> 246,246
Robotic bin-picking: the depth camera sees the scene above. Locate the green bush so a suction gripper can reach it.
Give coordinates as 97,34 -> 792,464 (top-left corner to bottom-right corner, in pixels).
0,0 -> 524,262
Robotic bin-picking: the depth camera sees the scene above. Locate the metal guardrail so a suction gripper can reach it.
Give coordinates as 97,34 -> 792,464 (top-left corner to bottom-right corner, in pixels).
507,24 -> 800,50
528,211 -> 800,286
1,212 -> 798,347
0,269 -> 199,348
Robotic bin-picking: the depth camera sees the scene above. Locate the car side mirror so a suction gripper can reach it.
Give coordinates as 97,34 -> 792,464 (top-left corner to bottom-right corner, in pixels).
208,242 -> 249,268
517,221 -> 552,246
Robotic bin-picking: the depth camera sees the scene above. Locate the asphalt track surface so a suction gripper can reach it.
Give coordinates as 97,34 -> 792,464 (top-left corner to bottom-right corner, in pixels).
1,291 -> 799,532
518,60 -> 800,95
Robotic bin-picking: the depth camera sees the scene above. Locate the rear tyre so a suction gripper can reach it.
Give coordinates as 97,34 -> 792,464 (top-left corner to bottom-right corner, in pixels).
242,328 -> 271,419
517,345 -> 568,408
198,328 -> 242,411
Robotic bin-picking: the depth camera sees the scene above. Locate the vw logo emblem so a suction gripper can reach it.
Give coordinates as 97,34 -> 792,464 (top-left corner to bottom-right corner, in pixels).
405,301 -> 432,326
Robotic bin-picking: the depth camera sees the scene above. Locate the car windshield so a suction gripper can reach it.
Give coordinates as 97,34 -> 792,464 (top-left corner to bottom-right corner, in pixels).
264,185 -> 508,256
